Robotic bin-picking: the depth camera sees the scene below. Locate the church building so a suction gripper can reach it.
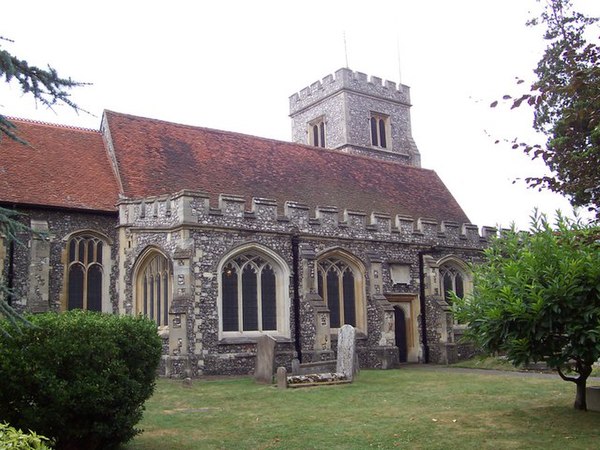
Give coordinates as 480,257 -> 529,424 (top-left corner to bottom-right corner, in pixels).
0,68 -> 492,376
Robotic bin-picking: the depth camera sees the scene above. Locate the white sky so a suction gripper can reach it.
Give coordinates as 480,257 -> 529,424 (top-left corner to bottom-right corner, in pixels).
2,0 -> 599,230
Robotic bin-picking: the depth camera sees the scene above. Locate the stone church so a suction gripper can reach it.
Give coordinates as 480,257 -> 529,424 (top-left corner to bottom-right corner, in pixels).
0,68 -> 492,376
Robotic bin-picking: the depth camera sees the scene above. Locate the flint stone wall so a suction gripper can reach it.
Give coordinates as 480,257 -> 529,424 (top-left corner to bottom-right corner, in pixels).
119,191 -> 489,376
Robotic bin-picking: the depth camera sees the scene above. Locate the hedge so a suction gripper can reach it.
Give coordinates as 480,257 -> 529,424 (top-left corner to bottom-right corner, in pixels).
0,311 -> 162,450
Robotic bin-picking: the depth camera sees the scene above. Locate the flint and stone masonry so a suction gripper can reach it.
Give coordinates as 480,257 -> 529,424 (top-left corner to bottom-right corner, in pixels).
1,68 -> 489,376
114,191 -> 488,375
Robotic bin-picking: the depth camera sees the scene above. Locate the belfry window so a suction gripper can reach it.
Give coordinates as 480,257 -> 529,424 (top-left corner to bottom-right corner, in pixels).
370,113 -> 390,149
66,234 -> 106,311
220,250 -> 288,336
136,252 -> 171,327
317,254 -> 366,331
309,117 -> 326,148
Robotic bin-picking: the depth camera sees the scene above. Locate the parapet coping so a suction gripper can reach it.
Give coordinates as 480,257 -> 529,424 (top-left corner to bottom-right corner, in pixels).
118,190 -> 497,242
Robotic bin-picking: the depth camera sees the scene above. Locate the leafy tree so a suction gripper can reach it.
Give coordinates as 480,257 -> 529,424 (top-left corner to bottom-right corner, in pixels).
453,212 -> 600,410
0,36 -> 85,325
493,0 -> 600,217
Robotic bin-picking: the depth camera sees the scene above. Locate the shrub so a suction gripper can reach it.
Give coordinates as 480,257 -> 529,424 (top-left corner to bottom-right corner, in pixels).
0,311 -> 162,450
0,423 -> 52,449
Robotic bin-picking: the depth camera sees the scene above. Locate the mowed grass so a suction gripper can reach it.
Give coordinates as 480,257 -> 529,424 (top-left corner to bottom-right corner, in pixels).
125,368 -> 600,450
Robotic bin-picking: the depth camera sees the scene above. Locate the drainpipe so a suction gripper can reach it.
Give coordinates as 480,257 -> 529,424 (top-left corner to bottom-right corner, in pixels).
418,250 -> 430,363
7,240 -> 15,306
291,233 -> 302,362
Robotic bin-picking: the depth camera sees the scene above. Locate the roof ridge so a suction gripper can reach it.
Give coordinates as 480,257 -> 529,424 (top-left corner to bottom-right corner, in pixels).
104,110 -> 432,173
4,116 -> 100,134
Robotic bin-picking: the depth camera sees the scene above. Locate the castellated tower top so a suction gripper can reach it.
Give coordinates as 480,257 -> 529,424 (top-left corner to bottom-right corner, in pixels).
289,68 -> 421,167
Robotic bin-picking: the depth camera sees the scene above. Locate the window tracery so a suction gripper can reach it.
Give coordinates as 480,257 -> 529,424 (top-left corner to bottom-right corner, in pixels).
219,250 -> 287,336
66,234 -> 106,311
439,264 -> 465,304
317,254 -> 365,331
136,251 -> 171,327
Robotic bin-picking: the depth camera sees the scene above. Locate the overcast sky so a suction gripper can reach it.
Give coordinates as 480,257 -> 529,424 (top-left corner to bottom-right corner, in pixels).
2,0 -> 599,230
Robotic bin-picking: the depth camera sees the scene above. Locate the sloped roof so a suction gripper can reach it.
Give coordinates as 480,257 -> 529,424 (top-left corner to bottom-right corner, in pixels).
0,118 -> 119,212
104,111 -> 470,224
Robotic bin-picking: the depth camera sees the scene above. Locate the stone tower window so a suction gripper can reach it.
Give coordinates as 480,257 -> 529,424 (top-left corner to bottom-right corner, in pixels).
309,117 -> 326,148
370,113 -> 390,149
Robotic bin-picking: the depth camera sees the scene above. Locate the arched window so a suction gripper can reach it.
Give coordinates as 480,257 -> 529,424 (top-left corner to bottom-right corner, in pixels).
309,117 -> 326,148
66,234 -> 108,311
370,113 -> 389,149
219,247 -> 289,337
136,251 -> 171,327
439,263 -> 466,305
317,253 -> 366,332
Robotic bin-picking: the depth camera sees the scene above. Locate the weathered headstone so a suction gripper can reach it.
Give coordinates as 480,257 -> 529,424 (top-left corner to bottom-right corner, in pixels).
291,358 -> 300,375
336,324 -> 356,381
276,367 -> 288,389
586,386 -> 600,412
254,335 -> 277,384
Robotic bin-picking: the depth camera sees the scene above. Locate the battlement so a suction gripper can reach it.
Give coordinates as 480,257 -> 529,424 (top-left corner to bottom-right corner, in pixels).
289,68 -> 411,116
118,190 -> 495,249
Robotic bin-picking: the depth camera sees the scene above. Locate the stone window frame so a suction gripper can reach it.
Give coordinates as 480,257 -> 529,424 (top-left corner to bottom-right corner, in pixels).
217,243 -> 290,340
437,257 -> 472,305
370,112 -> 391,149
308,116 -> 326,148
133,247 -> 172,328
316,249 -> 367,335
437,256 -> 473,329
62,230 -> 112,313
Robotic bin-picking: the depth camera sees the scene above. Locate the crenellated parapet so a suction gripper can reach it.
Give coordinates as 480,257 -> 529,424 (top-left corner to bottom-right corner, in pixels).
289,68 -> 411,116
118,190 -> 495,249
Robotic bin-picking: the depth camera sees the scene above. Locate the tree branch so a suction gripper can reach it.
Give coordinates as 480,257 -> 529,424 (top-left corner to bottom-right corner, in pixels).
557,366 -> 578,383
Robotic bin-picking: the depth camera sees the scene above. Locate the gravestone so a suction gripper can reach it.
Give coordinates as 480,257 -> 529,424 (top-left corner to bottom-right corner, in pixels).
336,324 -> 356,381
276,367 -> 288,389
254,335 -> 277,384
586,386 -> 600,412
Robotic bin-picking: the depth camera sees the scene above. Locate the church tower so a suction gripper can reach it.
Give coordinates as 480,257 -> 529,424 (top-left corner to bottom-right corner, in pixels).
289,68 -> 421,167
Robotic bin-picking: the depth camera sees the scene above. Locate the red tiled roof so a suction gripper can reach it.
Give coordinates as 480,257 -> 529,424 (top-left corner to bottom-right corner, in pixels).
105,111 -> 470,224
0,118 -> 119,212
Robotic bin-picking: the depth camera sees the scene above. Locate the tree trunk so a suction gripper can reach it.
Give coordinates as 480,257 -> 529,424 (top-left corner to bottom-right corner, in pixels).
574,379 -> 587,411
557,361 -> 592,411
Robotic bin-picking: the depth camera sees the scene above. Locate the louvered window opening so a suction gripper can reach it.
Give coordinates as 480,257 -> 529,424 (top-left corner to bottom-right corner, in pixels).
311,120 -> 326,148
370,116 -> 388,148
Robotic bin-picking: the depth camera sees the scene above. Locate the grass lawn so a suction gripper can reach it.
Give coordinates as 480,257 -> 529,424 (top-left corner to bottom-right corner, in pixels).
125,368 -> 600,450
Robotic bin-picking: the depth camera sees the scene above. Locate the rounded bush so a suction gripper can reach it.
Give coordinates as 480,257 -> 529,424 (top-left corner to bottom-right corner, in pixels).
0,311 -> 162,450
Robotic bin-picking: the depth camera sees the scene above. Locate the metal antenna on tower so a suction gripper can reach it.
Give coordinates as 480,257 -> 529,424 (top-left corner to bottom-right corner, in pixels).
343,31 -> 349,68
396,34 -> 402,86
